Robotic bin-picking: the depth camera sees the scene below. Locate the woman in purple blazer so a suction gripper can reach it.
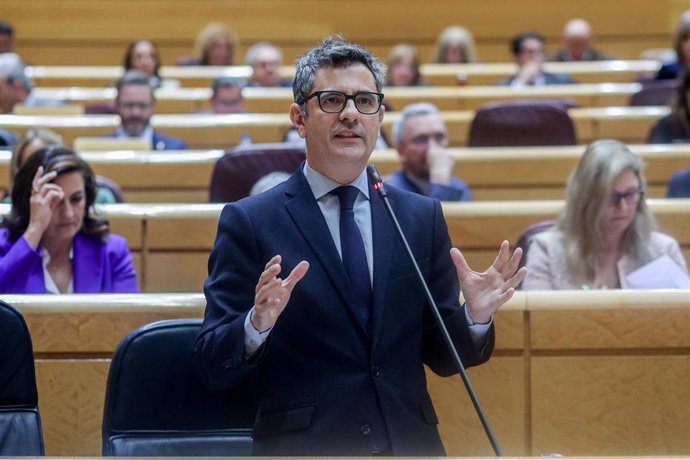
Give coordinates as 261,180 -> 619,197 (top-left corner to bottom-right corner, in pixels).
0,146 -> 138,293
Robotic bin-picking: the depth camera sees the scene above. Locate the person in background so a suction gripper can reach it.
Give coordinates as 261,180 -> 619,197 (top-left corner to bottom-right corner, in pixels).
245,42 -> 292,88
249,171 -> 291,196
431,25 -> 479,64
0,53 -> 65,113
549,19 -> 614,62
657,10 -> 690,80
523,139 -> 686,290
5,128 -> 119,204
386,102 -> 472,201
0,147 -> 138,293
195,35 -> 525,456
385,44 -> 427,87
109,70 -> 187,150
647,69 -> 690,143
498,32 -> 576,86
179,23 -> 237,66
123,39 -> 178,89
0,22 -> 14,54
208,76 -> 244,114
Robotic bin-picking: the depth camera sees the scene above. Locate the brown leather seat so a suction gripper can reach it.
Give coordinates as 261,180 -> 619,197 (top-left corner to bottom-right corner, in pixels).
514,220 -> 555,289
629,79 -> 677,106
467,99 -> 577,147
209,143 -> 306,203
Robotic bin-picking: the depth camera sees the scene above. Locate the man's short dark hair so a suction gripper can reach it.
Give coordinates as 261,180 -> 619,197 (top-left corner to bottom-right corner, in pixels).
0,22 -> 14,36
292,35 -> 385,114
115,70 -> 154,100
511,32 -> 545,56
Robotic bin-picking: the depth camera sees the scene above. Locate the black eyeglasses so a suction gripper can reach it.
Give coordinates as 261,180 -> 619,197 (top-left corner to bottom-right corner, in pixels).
609,187 -> 645,207
305,91 -> 384,114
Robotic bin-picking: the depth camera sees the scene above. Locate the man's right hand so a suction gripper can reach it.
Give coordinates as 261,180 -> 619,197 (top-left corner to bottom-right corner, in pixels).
427,147 -> 454,185
251,254 -> 309,332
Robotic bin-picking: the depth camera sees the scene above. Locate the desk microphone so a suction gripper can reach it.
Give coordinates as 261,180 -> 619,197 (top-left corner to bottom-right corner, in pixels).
366,165 -> 502,457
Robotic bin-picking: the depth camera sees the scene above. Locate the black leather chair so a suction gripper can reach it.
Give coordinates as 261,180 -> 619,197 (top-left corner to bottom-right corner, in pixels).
467,99 -> 577,147
0,300 -> 45,456
102,319 -> 256,456
209,142 -> 306,203
629,79 -> 677,106
95,175 -> 126,203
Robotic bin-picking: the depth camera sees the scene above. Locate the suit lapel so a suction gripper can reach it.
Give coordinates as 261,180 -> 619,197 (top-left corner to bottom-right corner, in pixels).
72,234 -> 103,293
283,172 -> 369,337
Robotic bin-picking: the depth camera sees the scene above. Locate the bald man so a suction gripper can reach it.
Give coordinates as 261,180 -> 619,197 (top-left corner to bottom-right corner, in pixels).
550,19 -> 614,62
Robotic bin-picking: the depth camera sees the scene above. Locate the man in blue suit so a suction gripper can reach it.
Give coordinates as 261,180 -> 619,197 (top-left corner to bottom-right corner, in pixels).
109,70 -> 187,150
195,36 -> 526,456
386,102 -> 472,201
498,32 -> 576,87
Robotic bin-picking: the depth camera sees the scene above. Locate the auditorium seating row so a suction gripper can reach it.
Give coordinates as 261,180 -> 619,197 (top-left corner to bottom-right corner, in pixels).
30,81 -> 655,113
3,199 -> 687,292
0,106 -> 669,149
2,144 -> 689,203
11,289 -> 690,456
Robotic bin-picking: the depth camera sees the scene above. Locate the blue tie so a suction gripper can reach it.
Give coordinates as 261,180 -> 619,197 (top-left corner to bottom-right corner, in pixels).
331,186 -> 372,330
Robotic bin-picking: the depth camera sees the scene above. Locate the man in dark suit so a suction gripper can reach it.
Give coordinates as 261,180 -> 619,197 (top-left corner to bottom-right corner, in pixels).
498,32 -> 576,86
386,102 -> 472,201
195,36 -> 526,456
109,70 -> 187,150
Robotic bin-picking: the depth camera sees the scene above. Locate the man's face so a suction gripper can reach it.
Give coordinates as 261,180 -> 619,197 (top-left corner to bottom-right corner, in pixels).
396,112 -> 448,180
211,85 -> 243,113
131,41 -> 157,77
116,83 -> 155,136
252,47 -> 282,87
289,63 -> 384,183
0,33 -> 13,53
0,77 -> 18,113
517,38 -> 545,67
564,34 -> 591,61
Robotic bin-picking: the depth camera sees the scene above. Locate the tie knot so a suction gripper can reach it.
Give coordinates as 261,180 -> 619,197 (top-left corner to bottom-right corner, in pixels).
331,186 -> 360,212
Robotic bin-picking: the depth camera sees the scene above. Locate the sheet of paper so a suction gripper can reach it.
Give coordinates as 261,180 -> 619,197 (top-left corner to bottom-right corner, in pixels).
626,254 -> 690,289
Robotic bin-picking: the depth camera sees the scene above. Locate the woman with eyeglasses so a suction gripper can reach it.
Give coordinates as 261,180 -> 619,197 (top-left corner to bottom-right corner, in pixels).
522,139 -> 687,290
0,147 -> 138,293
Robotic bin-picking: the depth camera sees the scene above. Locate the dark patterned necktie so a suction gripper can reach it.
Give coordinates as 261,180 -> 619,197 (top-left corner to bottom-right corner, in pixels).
331,186 -> 372,329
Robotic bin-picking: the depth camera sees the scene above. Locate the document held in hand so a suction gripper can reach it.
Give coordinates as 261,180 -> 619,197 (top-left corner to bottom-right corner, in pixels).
626,254 -> 690,289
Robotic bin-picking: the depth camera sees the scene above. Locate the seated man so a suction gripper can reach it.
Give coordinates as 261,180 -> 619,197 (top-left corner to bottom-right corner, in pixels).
109,70 -> 187,150
0,21 -> 14,54
0,53 -> 65,113
498,32 -> 576,86
549,18 -> 614,62
385,102 -> 472,201
244,41 -> 292,88
209,76 -> 244,113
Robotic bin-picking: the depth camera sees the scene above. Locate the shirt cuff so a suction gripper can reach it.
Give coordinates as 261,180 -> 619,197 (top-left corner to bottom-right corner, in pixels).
244,307 -> 272,357
464,304 -> 492,346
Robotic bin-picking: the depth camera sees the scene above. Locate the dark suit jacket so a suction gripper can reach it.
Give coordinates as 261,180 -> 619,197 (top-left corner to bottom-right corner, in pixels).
497,71 -> 576,86
385,170 -> 473,201
647,115 -> 690,144
106,131 -> 188,150
667,168 -> 690,198
195,167 -> 494,456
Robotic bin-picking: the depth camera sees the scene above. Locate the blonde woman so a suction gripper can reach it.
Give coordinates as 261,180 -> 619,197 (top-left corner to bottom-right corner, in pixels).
431,25 -> 478,63
523,139 -> 687,289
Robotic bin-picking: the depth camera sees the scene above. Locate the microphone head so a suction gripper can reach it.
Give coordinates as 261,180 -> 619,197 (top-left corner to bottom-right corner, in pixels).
366,165 -> 387,197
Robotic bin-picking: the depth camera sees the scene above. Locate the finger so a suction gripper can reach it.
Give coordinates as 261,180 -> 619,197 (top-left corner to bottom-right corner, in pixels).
283,260 -> 310,291
496,287 -> 516,306
264,254 -> 281,270
502,246 -> 523,278
450,247 -> 471,280
491,240 -> 511,271
501,266 -> 528,292
256,263 -> 282,294
255,278 -> 283,306
32,166 -> 44,185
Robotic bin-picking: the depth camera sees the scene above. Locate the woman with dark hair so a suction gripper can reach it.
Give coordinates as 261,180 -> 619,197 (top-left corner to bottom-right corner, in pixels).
656,10 -> 690,80
647,70 -> 690,143
123,40 -> 162,88
0,147 -> 138,293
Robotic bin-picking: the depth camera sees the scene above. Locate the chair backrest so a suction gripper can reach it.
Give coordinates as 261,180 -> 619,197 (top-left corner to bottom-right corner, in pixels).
666,168 -> 690,198
0,301 -> 45,456
95,175 -> 126,203
209,142 -> 306,203
467,99 -> 577,147
514,219 -> 555,289
102,319 -> 256,456
629,79 -> 677,106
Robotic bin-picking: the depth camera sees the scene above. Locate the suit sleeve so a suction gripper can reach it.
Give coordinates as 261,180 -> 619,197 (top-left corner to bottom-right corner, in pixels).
194,203 -> 262,390
421,199 -> 494,376
107,234 -> 139,293
0,236 -> 42,293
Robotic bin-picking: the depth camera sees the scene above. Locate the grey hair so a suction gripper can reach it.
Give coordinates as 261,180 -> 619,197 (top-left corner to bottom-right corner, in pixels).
0,53 -> 31,91
391,102 -> 442,146
292,35 -> 386,115
115,70 -> 154,101
245,41 -> 283,66
211,76 -> 244,95
557,139 -> 656,281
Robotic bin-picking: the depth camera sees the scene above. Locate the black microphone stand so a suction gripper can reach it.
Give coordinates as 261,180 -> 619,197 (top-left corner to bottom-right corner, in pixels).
366,165 -> 502,456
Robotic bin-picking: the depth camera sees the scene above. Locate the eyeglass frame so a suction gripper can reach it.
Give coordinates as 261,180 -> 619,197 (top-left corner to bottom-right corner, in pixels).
609,187 -> 645,207
304,90 -> 385,114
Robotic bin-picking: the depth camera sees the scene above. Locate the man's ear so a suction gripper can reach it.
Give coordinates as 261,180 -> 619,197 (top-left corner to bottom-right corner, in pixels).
289,103 -> 307,138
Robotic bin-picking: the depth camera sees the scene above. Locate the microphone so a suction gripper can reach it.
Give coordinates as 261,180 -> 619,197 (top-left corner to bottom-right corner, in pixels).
366,165 -> 503,457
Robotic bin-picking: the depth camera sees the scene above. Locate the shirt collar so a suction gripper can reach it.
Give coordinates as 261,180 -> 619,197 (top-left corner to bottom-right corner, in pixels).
114,124 -> 154,141
303,160 -> 370,201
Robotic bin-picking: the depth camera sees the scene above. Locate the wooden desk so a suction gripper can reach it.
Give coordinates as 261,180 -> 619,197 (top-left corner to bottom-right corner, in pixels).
0,106 -> 669,150
3,199 -> 688,292
33,82 -> 646,114
11,290 -> 690,456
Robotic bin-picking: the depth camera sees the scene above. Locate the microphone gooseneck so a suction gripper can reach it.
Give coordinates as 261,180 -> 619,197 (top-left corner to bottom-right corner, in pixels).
366,165 -> 502,457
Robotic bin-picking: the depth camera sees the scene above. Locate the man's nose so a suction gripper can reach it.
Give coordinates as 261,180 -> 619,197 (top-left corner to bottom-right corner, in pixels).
339,98 -> 359,120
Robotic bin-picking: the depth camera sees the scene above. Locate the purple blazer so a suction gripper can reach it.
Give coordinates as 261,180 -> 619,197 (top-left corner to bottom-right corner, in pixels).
0,229 -> 139,294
